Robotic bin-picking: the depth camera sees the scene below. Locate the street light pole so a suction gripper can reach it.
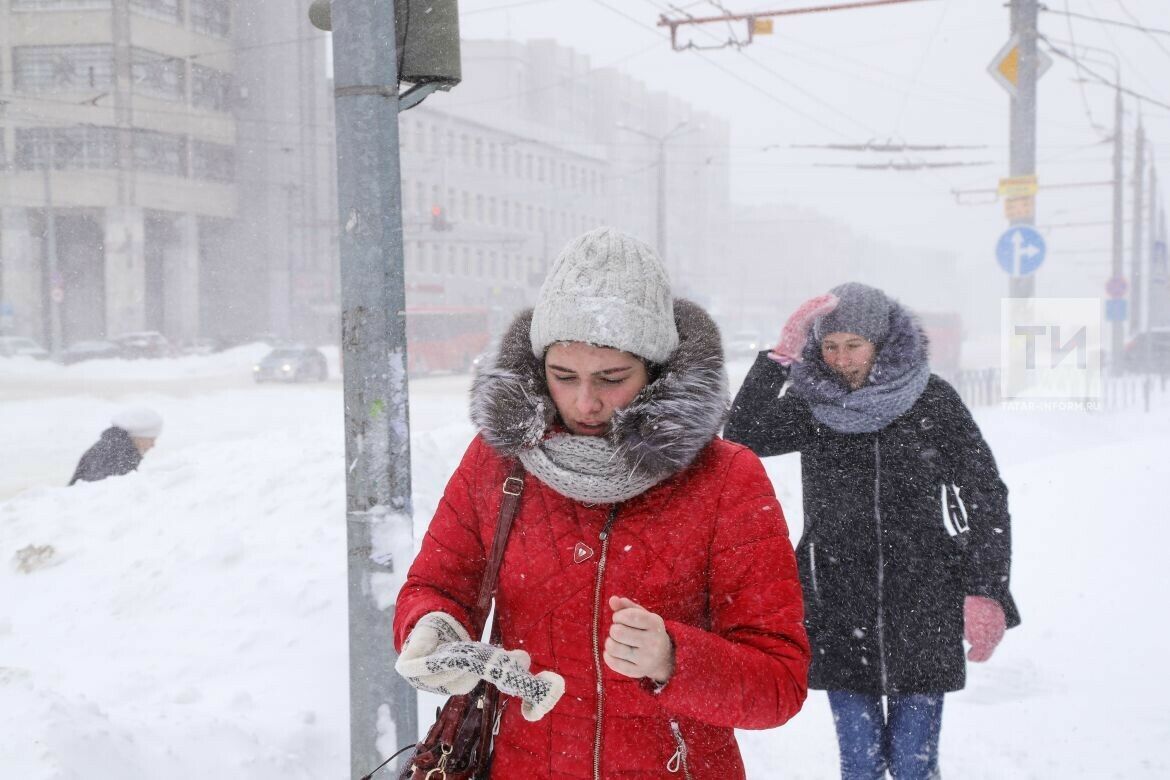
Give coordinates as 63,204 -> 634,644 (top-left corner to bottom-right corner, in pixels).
617,121 -> 690,260
326,0 -> 417,775
1008,0 -> 1038,299
42,133 -> 64,359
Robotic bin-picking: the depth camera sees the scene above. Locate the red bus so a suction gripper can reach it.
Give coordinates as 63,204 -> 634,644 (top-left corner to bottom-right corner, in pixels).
406,306 -> 491,374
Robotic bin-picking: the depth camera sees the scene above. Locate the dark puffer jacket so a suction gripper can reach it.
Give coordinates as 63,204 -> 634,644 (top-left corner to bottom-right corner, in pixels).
725,315 -> 1019,696
69,427 -> 142,485
395,300 -> 810,779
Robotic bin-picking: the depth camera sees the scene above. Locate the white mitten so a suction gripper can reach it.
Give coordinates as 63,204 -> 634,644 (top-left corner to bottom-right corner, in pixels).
394,613 -> 565,721
395,612 -> 477,695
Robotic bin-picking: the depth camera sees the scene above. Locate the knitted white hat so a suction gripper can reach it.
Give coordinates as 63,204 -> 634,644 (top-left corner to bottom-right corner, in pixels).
529,227 -> 678,362
111,406 -> 163,438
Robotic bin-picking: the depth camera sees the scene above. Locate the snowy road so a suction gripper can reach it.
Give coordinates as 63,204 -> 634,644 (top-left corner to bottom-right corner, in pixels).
1,352 -> 1167,778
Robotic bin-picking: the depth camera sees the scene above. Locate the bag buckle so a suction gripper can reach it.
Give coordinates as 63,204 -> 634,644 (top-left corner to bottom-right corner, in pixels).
502,476 -> 524,496
423,743 -> 452,780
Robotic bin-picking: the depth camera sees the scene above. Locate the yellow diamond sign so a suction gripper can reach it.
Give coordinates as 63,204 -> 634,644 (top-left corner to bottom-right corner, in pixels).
988,34 -> 1053,97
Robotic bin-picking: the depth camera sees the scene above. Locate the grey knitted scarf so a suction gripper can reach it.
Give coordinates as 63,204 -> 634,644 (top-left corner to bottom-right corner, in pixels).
790,299 -> 931,434
517,433 -> 664,504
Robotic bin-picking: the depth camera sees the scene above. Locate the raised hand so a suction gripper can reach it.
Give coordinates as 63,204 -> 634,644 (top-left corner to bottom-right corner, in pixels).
603,596 -> 674,684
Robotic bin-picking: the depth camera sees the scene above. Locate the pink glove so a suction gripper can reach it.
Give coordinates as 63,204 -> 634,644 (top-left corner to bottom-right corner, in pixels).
767,294 -> 840,366
964,595 -> 1006,662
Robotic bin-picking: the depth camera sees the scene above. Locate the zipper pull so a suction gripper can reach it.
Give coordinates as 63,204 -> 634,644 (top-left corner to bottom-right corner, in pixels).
667,720 -> 688,774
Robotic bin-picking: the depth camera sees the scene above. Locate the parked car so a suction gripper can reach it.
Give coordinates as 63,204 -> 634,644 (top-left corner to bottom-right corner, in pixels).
179,337 -> 227,356
113,331 -> 172,359
61,340 -> 122,364
1124,327 -> 1170,374
0,336 -> 50,360
253,346 -> 329,383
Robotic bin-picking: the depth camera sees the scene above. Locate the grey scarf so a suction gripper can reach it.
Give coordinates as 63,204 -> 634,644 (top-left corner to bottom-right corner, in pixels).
790,300 -> 931,434
518,433 -> 664,504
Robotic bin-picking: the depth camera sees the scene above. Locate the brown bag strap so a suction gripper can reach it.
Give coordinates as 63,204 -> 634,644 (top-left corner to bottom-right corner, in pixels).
473,461 -> 525,640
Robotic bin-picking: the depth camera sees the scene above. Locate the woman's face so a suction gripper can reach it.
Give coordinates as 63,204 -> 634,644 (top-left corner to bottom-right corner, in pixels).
820,332 -> 876,390
544,342 -> 650,436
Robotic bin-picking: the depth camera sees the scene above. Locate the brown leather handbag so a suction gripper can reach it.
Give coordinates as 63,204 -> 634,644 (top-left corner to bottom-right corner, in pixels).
395,463 -> 526,780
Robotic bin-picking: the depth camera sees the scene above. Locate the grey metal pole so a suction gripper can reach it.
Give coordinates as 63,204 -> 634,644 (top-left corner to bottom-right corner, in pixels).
1111,85 -> 1125,374
1008,0 -> 1038,300
656,138 -> 667,260
42,136 -> 64,358
329,1 -> 417,776
1130,120 -> 1144,338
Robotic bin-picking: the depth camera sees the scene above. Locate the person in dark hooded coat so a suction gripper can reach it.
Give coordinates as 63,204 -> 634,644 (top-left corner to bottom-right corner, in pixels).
69,407 -> 163,485
393,227 -> 809,779
725,283 -> 1020,780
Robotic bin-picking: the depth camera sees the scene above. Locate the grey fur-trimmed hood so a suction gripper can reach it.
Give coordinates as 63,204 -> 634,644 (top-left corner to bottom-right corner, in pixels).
469,298 -> 730,482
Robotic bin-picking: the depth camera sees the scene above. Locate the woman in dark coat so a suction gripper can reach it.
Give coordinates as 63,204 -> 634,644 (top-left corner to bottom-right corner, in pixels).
69,407 -> 163,485
724,283 -> 1020,780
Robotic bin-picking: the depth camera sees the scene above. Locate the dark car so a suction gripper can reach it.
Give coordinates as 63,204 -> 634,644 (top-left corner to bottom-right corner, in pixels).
0,336 -> 50,360
253,346 -> 329,383
113,331 -> 172,359
61,340 -> 122,364
1124,328 -> 1170,374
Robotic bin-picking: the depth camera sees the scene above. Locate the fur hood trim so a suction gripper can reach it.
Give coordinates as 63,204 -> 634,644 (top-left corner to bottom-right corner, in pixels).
469,299 -> 729,482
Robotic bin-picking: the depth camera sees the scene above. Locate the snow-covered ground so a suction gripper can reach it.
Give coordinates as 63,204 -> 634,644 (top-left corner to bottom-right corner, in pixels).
1,352 -> 1167,778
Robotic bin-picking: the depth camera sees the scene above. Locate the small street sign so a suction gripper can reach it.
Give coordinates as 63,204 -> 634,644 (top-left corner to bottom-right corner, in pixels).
1105,298 -> 1128,322
1004,195 -> 1035,221
987,34 -> 1053,98
752,18 -> 774,35
1105,276 -> 1128,298
996,225 -> 1047,276
998,174 -> 1039,198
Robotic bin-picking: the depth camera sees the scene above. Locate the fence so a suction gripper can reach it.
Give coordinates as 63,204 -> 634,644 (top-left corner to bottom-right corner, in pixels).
955,368 -> 1170,413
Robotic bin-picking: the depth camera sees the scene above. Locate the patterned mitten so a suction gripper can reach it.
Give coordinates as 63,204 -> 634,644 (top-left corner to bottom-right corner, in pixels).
425,642 -> 565,721
768,293 -> 840,366
394,612 -> 477,695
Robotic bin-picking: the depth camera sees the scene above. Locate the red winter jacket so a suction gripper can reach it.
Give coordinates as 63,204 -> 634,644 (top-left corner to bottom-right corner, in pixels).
395,432 -> 809,779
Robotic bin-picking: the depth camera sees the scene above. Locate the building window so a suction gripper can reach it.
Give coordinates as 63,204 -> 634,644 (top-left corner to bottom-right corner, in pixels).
475,195 -> 484,223
132,47 -> 185,102
191,63 -> 232,111
134,129 -> 187,176
13,45 -> 113,92
191,139 -> 234,182
476,250 -> 484,277
14,126 -> 117,170
12,0 -> 109,9
488,143 -> 498,173
474,138 -> 484,168
488,197 -> 497,226
447,247 -> 456,275
130,0 -> 181,22
190,0 -> 231,37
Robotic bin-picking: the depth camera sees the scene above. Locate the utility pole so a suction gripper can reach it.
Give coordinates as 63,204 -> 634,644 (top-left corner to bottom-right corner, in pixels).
1111,85 -> 1125,373
617,121 -> 690,260
328,0 -> 417,775
1130,119 -> 1145,337
42,134 -> 64,359
1008,0 -> 1039,299
1150,161 -> 1164,329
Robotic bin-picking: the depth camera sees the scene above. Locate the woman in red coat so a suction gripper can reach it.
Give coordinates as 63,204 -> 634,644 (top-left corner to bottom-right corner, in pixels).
394,227 -> 809,779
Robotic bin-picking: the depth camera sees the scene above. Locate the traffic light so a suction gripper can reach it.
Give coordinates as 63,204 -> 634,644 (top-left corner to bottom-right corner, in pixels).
431,205 -> 451,231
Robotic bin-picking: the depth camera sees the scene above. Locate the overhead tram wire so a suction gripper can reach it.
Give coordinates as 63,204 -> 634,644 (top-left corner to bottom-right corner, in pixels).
640,0 -> 879,138
1039,34 -> 1170,113
1115,0 -> 1170,62
587,0 -> 856,140
1084,0 -> 1162,98
1063,0 -> 1107,136
649,0 -> 986,194
1038,5 -> 1170,39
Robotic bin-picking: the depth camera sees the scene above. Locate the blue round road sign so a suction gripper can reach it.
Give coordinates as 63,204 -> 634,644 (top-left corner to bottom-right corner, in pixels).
996,226 -> 1047,276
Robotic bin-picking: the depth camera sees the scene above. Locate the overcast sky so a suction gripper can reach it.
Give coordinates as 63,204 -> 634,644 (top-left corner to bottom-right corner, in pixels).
457,0 -> 1170,294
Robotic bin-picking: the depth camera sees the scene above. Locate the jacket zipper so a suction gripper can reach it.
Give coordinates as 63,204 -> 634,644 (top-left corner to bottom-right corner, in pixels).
808,541 -> 820,602
591,505 -> 620,780
667,720 -> 693,779
873,438 -> 889,692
